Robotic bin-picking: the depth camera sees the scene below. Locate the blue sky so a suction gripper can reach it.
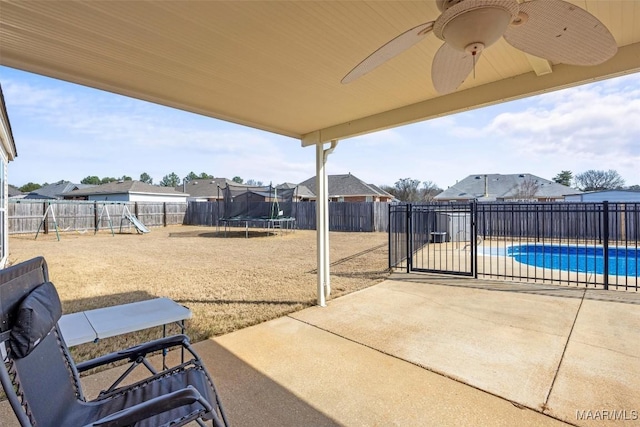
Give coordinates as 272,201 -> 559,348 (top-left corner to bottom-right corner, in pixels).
1,66 -> 638,190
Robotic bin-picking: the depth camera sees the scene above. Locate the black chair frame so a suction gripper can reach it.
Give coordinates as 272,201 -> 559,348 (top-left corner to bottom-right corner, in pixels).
0,256 -> 229,427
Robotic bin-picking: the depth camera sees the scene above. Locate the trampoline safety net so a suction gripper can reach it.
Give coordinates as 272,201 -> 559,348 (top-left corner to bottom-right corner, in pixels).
221,184 -> 296,220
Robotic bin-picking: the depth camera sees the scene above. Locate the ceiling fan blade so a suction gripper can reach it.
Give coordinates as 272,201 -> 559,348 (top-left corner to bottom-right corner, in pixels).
341,22 -> 434,84
503,0 -> 617,66
431,43 -> 479,94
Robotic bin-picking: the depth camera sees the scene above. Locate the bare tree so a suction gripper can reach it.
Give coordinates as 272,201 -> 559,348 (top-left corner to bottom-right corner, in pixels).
511,178 -> 540,200
385,178 -> 421,202
421,180 -> 442,202
575,169 -> 625,191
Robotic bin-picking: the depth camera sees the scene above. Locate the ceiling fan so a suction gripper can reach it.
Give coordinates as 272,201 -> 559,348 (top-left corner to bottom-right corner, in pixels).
341,0 -> 618,94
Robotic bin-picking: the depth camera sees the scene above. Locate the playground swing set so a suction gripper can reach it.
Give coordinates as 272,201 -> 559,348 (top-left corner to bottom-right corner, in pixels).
35,202 -> 149,241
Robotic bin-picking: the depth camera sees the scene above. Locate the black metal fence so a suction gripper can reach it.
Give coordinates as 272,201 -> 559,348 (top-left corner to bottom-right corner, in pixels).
390,202 -> 639,291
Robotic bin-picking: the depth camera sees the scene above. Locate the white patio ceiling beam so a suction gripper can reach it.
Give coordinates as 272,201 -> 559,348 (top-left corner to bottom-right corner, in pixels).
301,42 -> 640,146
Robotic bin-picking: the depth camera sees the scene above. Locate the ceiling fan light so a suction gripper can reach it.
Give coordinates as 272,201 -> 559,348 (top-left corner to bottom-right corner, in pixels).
441,7 -> 513,52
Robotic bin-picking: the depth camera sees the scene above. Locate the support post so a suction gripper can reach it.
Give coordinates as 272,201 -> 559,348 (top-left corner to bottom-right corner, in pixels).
315,140 -> 338,306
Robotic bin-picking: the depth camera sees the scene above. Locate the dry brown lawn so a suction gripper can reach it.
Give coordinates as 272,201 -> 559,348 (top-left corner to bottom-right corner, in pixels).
8,225 -> 390,364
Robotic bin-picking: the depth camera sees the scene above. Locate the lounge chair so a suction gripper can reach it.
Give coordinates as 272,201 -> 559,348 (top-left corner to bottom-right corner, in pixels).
0,256 -> 229,427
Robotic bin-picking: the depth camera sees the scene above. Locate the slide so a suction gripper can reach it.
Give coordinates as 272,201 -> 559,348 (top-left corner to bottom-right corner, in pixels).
125,214 -> 150,233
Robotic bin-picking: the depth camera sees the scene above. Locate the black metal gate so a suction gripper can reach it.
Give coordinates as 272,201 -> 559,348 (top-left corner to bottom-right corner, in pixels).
389,203 -> 476,276
389,202 -> 639,291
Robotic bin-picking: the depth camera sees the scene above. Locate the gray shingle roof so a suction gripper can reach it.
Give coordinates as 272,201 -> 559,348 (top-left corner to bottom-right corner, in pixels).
65,180 -> 185,197
299,173 -> 390,198
276,182 -> 297,190
8,184 -> 23,197
276,182 -> 315,199
175,178 -> 232,198
25,181 -> 92,199
434,173 -> 582,201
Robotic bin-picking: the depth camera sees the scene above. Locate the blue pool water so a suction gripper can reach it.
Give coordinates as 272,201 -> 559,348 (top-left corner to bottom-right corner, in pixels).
507,244 -> 639,277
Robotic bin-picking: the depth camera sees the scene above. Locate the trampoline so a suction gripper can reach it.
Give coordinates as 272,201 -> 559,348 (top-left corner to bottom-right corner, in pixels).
219,184 -> 297,237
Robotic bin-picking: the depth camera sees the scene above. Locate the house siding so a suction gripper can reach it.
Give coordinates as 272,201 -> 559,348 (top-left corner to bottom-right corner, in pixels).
0,150 -> 8,267
564,191 -> 640,203
329,195 -> 392,203
1,85 -> 16,268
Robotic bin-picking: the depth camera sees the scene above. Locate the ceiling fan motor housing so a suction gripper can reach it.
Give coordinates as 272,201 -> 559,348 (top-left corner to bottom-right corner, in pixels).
436,0 -> 464,12
434,0 -> 519,52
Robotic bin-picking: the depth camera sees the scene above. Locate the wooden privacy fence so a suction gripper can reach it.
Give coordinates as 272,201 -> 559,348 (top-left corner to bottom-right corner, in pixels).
10,200 -> 390,234
183,201 -> 390,232
8,201 -> 187,234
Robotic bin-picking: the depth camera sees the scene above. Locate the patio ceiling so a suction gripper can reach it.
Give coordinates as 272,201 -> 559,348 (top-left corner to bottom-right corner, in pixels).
1,1 -> 639,147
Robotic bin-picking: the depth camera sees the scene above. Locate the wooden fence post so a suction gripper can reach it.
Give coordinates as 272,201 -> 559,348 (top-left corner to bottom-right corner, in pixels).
163,202 -> 167,227
94,201 -> 98,231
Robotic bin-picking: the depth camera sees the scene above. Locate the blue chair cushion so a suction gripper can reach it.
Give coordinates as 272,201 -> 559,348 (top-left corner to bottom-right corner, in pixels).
10,282 -> 62,358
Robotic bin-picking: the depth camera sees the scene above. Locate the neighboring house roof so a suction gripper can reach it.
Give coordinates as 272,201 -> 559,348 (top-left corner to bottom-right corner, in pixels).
24,181 -> 93,199
276,182 -> 298,190
435,174 -> 582,201
367,183 -> 393,198
299,173 -> 393,199
65,180 -> 186,197
8,184 -> 23,197
276,182 -> 315,199
176,178 -> 232,198
294,184 -> 315,199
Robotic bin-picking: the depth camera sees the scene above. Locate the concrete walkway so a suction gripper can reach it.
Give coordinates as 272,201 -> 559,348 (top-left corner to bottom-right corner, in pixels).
2,274 -> 639,426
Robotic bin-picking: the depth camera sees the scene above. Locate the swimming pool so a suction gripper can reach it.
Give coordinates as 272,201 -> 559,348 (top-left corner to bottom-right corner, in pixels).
507,244 -> 639,277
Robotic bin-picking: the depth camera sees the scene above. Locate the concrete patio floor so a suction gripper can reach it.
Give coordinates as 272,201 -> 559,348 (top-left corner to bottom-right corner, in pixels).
2,274 -> 639,426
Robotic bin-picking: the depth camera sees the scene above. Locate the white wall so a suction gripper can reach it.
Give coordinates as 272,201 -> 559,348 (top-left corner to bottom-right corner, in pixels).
88,193 -> 188,203
88,194 -> 130,202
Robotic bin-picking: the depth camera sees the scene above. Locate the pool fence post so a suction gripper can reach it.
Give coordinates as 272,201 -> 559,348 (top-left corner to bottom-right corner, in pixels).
406,204 -> 412,274
603,201 -> 609,290
472,200 -> 478,279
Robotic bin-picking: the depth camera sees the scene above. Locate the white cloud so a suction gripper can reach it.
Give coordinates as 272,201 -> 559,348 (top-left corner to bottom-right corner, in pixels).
3,68 -> 639,188
486,89 -> 640,159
